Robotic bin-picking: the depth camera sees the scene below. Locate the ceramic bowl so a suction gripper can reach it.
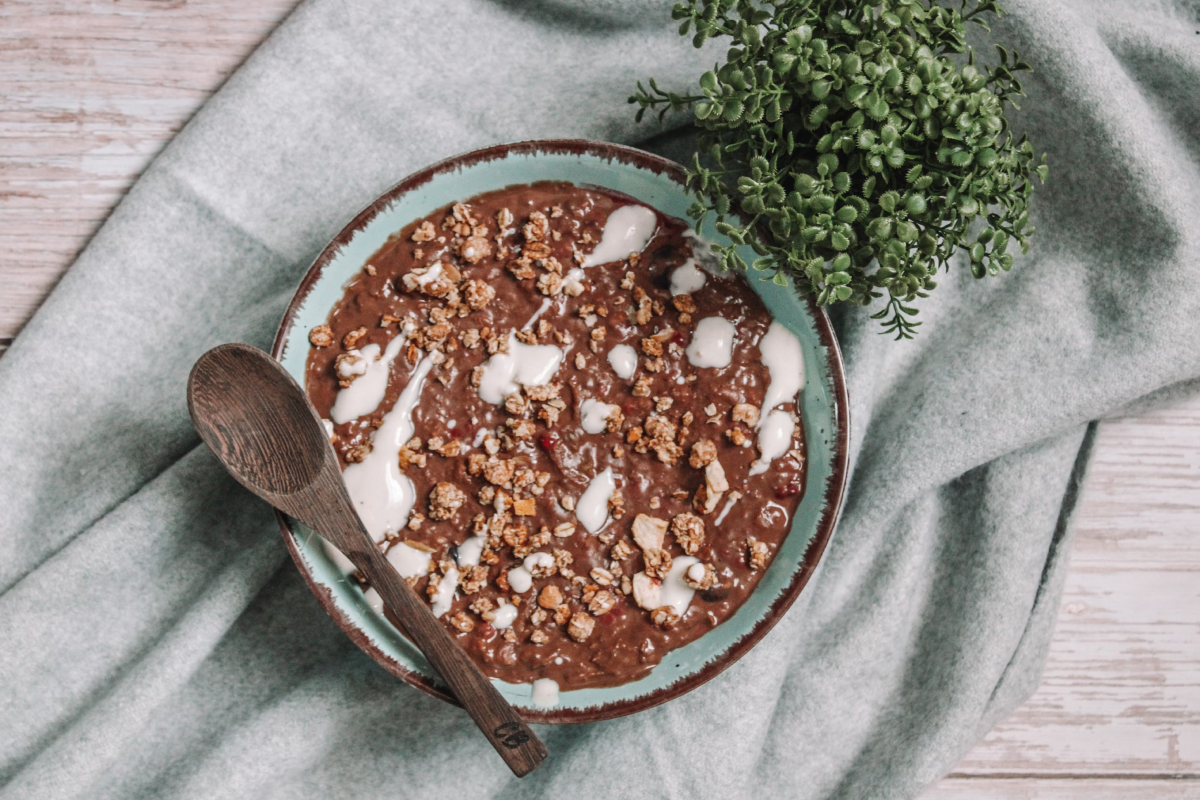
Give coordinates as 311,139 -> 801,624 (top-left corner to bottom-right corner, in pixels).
271,139 -> 849,723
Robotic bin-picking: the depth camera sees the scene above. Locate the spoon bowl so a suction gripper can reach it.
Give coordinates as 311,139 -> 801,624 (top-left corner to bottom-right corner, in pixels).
187,343 -> 548,777
188,344 -> 329,500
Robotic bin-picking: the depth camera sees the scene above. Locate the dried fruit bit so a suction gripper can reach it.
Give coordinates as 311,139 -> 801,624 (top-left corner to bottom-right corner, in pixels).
524,211 -> 550,242
309,324 -> 334,348
611,540 -> 634,560
428,482 -> 465,520
334,352 -> 368,388
631,572 -> 662,610
449,611 -> 475,633
483,457 -> 516,487
672,294 -> 697,314
746,537 -> 769,571
671,512 -> 705,555
642,548 -> 673,579
458,235 -> 492,264
650,606 -> 681,630
345,443 -> 371,463
411,220 -> 436,242
588,590 -> 617,616
589,567 -> 614,586
689,439 -> 718,468
705,460 -> 728,493
631,513 -> 668,551
463,279 -> 495,310
567,611 -> 595,642
731,403 -> 760,426
538,585 -> 564,609
703,458 -> 729,514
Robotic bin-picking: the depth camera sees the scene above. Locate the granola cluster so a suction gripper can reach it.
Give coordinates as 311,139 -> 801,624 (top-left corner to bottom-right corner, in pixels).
304,183 -> 806,688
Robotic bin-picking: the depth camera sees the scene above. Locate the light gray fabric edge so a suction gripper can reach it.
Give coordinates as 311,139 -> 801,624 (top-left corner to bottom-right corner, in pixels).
1,0 -> 1198,797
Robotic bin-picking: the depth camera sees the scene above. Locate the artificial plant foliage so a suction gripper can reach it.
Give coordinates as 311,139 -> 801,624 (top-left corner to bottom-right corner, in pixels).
631,0 -> 1047,338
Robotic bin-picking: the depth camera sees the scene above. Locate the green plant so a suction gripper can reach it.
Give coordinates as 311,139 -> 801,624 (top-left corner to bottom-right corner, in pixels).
631,0 -> 1046,338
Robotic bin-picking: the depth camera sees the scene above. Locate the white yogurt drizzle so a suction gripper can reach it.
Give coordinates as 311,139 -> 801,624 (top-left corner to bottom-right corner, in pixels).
522,298 -> 553,330
457,536 -> 486,567
685,316 -> 736,368
563,268 -> 586,295
387,542 -> 431,578
750,410 -> 796,477
577,467 -> 615,533
364,587 -> 384,614
508,552 -> 553,594
749,321 -> 806,475
660,555 -> 700,616
412,261 -> 444,289
430,567 -> 459,618
342,354 -> 436,542
757,321 -> 806,421
364,544 -> 433,613
475,332 -> 564,404
330,334 -> 407,424
714,492 -> 739,525
579,398 -> 620,434
491,603 -> 518,629
607,344 -> 637,380
670,259 -> 707,296
531,678 -> 560,708
508,566 -> 533,594
582,204 -> 658,267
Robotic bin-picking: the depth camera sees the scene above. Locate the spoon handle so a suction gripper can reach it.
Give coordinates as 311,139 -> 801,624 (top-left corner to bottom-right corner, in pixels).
329,512 -> 548,776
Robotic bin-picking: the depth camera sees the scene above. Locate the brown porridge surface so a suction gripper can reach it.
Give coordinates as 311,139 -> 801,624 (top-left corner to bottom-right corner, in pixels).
304,182 -> 806,690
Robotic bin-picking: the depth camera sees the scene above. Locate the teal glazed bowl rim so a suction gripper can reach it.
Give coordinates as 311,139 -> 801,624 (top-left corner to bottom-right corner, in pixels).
271,139 -> 850,724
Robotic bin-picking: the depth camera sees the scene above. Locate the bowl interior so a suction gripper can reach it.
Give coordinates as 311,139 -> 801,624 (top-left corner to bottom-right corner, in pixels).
273,141 -> 847,722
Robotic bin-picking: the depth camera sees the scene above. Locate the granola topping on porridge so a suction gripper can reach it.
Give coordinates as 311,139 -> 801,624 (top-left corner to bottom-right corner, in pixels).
305,182 -> 806,694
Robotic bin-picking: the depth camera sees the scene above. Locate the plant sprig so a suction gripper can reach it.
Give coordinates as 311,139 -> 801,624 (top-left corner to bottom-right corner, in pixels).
631,0 -> 1047,338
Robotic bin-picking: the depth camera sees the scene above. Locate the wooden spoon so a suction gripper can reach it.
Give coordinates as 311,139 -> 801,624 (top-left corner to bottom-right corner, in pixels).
186,342 -> 547,777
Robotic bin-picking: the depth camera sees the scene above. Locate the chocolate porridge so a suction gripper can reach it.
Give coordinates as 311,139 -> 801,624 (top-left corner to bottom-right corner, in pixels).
304,182 -> 807,695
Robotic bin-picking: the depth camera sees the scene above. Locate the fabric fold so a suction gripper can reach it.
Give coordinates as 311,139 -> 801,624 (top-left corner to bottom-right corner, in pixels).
2,0 -> 1198,797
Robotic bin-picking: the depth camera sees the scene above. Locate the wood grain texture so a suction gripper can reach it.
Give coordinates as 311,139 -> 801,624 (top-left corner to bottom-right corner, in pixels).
925,778 -> 1200,799
937,395 -> 1200,784
3,1 -> 1199,796
0,0 -> 301,339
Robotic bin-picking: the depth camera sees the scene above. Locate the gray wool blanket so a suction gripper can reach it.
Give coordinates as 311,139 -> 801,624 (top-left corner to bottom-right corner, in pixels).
3,0 -> 1199,797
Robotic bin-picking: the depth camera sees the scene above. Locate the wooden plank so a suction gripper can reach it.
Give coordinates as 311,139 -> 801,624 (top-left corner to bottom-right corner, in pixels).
936,392 -> 1200,785
0,0 -> 302,338
925,777 -> 1200,799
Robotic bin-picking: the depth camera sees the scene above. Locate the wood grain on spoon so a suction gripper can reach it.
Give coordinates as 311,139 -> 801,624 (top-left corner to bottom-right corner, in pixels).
186,342 -> 548,777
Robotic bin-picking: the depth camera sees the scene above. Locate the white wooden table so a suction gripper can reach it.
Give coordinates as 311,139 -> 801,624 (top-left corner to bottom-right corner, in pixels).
3,3 -> 1198,796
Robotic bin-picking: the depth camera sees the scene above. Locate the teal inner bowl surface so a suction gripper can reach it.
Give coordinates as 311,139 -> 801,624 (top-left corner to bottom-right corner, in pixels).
273,141 -> 847,722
